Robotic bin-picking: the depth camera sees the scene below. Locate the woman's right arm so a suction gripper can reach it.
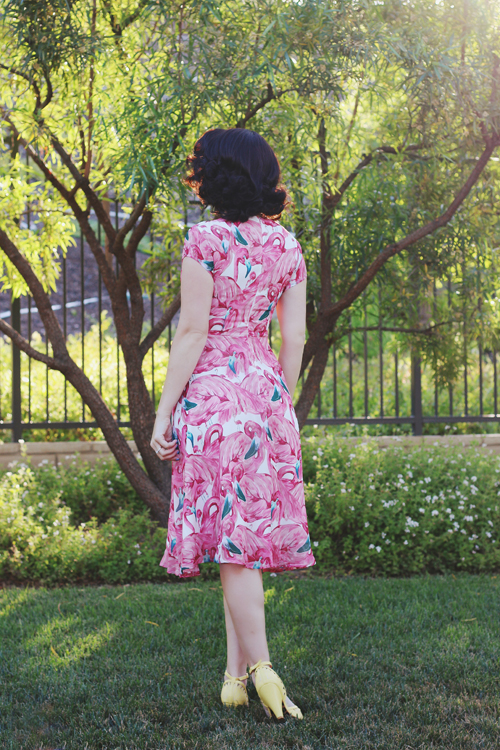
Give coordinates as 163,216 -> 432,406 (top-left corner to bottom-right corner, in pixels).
275,280 -> 307,396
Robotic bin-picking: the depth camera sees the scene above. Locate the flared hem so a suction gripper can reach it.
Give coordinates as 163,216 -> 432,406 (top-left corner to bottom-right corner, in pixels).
159,556 -> 316,579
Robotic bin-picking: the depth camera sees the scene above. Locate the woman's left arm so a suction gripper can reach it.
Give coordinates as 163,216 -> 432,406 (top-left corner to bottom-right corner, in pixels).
151,257 -> 214,460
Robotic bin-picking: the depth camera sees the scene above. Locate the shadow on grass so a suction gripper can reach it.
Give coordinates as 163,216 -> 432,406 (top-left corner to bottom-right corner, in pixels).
1,574 -> 499,749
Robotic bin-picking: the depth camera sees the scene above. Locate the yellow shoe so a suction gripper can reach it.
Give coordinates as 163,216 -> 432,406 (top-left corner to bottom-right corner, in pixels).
249,660 -> 303,720
220,671 -> 249,708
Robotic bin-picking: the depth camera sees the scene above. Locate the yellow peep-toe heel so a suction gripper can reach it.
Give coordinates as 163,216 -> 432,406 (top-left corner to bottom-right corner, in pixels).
220,671 -> 249,707
249,660 -> 303,720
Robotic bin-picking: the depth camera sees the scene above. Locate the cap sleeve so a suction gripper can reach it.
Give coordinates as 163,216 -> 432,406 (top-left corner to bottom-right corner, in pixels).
182,225 -> 215,274
284,240 -> 307,290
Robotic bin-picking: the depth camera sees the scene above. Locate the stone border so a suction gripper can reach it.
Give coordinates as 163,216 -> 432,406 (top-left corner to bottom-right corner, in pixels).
336,434 -> 500,455
0,440 -> 138,468
1,433 -> 500,469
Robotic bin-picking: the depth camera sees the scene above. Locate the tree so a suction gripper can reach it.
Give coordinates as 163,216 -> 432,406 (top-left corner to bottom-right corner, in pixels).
1,0 -> 499,528
0,0 -> 369,524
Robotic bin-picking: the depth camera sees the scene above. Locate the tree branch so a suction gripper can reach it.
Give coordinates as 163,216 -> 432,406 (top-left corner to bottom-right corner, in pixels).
339,320 -> 455,337
235,83 -> 285,128
115,195 -> 147,251
326,144 -> 423,211
0,64 -> 41,108
0,228 -> 69,362
49,136 -> 116,241
0,319 -> 59,367
324,139 -> 499,325
300,138 -> 499,376
139,292 -> 181,361
3,119 -> 117,294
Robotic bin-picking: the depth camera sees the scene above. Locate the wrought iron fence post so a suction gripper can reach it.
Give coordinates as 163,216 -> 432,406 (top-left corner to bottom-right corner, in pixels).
411,354 -> 423,436
11,296 -> 22,442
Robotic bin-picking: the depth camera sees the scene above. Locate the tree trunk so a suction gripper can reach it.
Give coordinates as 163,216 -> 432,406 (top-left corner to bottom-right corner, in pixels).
295,338 -> 331,429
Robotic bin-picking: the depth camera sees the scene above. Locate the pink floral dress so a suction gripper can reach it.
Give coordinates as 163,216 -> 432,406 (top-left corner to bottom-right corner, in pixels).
160,215 -> 316,577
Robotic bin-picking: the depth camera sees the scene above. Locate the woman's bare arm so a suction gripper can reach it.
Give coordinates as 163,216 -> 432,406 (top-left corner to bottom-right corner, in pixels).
275,280 -> 307,396
150,257 -> 213,460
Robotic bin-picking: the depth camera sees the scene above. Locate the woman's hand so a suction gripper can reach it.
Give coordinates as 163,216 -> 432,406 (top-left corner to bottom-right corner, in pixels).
151,414 -> 179,462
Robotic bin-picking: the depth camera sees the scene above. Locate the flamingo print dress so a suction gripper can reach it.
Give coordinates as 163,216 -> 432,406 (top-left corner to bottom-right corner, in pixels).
160,215 -> 316,577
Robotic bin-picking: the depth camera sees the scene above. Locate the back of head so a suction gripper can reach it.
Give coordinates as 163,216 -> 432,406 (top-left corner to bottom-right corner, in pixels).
186,128 -> 288,223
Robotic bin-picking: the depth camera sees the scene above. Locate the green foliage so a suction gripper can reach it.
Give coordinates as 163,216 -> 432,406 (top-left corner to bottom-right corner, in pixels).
2,437 -> 500,585
304,436 -> 500,575
0,459 -> 169,584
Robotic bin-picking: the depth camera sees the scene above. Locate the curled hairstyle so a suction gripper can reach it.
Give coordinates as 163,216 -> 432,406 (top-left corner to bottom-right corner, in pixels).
186,128 -> 288,223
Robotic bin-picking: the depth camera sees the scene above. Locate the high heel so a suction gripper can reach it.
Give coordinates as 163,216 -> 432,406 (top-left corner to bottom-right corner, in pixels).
220,671 -> 249,707
249,660 -> 303,720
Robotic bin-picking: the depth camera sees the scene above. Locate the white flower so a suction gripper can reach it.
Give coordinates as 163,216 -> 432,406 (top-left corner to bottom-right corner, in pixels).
488,520 -> 494,527
419,508 -> 425,514
53,530 -> 59,536
369,485 -> 375,490
486,532 -> 492,538
376,546 -> 381,552
449,514 -> 455,521
313,541 -> 319,547
463,479 -> 469,486
137,550 -> 141,555
432,510 -> 439,516
385,539 -> 390,544
381,532 -> 386,539
349,453 -> 356,459
38,502 -> 43,508
407,471 -> 413,478
364,522 -> 370,528
403,540 -> 408,545
134,543 -> 140,548
406,517 -> 419,528
464,515 -> 473,522
91,539 -> 96,544
424,477 -> 431,483
368,544 -> 375,549
317,448 -> 323,456
41,534 -> 47,539
127,559 -> 131,564
471,476 -> 477,482
270,572 -> 277,577
341,488 -> 346,493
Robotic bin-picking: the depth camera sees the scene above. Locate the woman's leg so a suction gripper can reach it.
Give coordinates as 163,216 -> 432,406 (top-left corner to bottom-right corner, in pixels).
223,594 -> 249,678
220,563 -> 300,713
220,563 -> 270,669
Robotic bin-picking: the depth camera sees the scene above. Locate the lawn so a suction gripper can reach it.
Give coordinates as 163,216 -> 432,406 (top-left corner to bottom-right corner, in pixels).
1,574 -> 499,749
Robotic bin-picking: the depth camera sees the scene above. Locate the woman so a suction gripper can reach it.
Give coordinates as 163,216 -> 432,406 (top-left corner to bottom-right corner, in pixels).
151,128 -> 315,720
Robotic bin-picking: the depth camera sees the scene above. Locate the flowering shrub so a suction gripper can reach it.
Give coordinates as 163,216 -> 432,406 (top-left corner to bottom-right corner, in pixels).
0,461 -> 169,584
305,437 -> 500,574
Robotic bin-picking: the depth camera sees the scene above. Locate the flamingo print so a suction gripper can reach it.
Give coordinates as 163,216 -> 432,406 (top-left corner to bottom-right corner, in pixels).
160,216 -> 315,577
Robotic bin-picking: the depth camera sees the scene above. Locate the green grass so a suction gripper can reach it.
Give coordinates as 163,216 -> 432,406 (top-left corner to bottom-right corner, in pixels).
1,575 -> 500,749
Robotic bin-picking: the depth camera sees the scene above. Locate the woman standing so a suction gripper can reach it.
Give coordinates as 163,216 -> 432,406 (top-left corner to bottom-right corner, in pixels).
151,128 -> 315,720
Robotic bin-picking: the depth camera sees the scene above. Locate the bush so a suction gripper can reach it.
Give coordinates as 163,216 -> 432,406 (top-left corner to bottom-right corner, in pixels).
0,459 -> 171,584
305,436 -> 500,575
2,439 -> 500,584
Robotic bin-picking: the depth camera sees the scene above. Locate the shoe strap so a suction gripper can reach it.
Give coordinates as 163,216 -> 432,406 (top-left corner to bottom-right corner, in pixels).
248,659 -> 273,675
224,670 -> 248,682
